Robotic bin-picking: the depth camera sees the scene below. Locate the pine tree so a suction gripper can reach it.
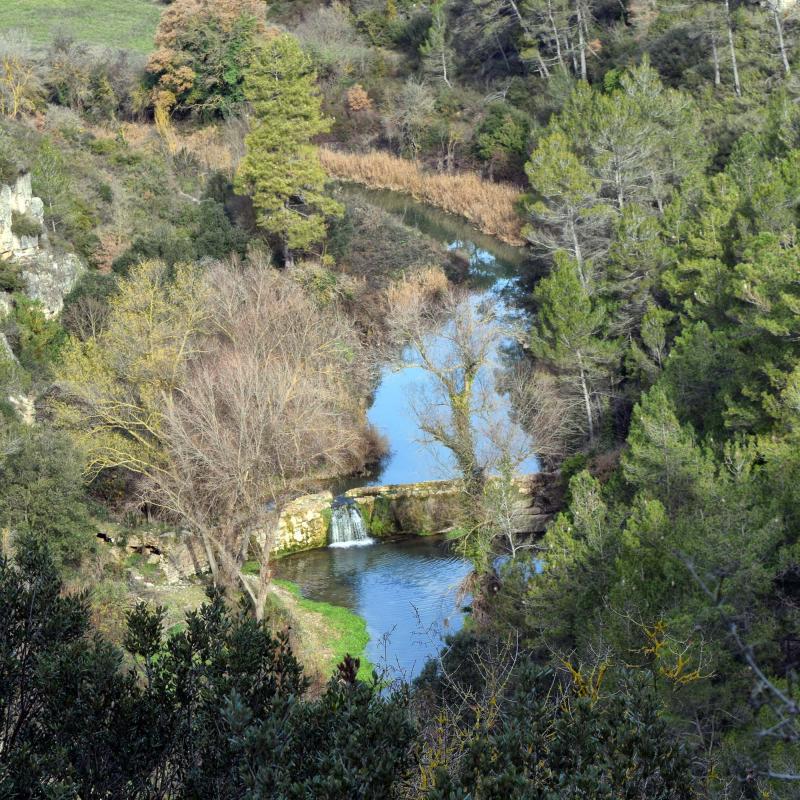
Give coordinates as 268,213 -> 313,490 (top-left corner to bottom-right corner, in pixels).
235,34 -> 343,263
523,130 -> 610,284
530,251 -> 618,440
420,0 -> 454,87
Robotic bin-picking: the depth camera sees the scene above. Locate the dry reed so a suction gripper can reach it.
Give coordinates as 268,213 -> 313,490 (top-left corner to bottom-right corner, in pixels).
319,148 -> 525,245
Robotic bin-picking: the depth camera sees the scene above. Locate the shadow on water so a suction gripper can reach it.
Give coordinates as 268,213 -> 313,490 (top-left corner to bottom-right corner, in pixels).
274,536 -> 471,681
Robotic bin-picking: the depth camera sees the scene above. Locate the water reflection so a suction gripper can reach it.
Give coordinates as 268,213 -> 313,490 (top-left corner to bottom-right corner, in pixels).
274,537 -> 471,680
338,185 -> 538,486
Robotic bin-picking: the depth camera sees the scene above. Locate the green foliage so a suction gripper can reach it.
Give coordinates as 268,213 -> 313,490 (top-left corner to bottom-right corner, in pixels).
146,0 -> 265,118
425,664 -> 695,799
235,34 -> 343,257
10,211 -> 42,239
0,539 -> 414,798
0,430 -> 95,567
474,102 -> 531,180
0,259 -> 23,293
9,295 -> 67,376
112,198 -> 248,274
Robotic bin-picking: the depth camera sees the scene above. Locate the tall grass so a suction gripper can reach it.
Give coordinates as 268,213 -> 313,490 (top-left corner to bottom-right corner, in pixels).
320,148 -> 525,245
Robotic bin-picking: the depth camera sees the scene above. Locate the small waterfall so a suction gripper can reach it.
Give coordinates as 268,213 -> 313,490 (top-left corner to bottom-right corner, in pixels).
329,500 -> 373,547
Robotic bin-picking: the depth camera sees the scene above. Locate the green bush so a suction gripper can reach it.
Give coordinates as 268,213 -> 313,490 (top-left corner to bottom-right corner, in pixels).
0,259 -> 24,293
112,199 -> 249,274
10,211 -> 43,239
10,295 -> 67,376
0,544 -> 415,798
0,430 -> 96,568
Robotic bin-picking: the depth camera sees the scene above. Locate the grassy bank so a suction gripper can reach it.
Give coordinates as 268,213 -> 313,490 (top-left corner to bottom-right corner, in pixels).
0,0 -> 161,53
320,148 -> 525,246
271,580 -> 373,681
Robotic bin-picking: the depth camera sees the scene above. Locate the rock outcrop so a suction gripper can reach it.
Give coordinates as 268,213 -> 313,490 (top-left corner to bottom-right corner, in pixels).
0,172 -> 83,317
0,173 -> 43,258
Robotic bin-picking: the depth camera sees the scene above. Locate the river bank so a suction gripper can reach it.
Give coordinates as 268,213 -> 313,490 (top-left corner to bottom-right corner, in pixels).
320,148 -> 525,246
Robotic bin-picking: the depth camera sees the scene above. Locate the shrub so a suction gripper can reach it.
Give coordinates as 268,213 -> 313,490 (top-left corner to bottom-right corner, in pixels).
10,210 -> 42,239
146,0 -> 267,118
473,102 -> 532,181
10,294 -> 66,376
0,542 -> 415,797
0,430 -> 96,567
112,199 -> 248,274
0,258 -> 23,292
0,149 -> 21,185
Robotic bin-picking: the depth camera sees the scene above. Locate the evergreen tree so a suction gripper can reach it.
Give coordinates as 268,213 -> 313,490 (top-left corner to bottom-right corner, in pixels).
235,34 -> 343,263
530,251 -> 618,440
420,0 -> 454,87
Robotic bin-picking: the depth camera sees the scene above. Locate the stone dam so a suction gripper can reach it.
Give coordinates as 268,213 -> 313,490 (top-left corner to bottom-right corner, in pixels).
107,473 -> 563,582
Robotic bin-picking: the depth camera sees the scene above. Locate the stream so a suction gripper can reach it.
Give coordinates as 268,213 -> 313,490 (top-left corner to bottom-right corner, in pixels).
275,185 -> 534,680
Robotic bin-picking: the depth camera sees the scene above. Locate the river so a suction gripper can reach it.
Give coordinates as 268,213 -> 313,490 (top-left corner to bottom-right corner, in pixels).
275,185 -> 533,680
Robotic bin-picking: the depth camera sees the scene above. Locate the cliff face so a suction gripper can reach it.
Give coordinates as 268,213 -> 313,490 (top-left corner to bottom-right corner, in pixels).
0,172 -> 83,317
0,172 -> 44,258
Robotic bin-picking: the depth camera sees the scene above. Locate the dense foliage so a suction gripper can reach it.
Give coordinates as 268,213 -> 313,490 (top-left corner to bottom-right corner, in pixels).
1,0 -> 800,795
0,538 -> 414,798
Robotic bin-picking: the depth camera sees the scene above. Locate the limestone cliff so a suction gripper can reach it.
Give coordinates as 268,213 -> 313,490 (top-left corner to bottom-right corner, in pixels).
0,172 -> 83,317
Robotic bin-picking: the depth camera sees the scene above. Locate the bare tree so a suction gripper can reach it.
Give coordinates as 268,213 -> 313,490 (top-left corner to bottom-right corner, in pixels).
385,274 -> 535,570
502,366 -> 586,468
148,258 -> 374,619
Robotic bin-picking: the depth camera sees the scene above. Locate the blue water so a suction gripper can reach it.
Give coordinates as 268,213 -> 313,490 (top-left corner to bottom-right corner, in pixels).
347,187 -> 538,486
274,536 -> 471,680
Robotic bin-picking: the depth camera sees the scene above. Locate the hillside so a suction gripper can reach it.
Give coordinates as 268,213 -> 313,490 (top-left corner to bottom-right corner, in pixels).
1,0 -> 800,796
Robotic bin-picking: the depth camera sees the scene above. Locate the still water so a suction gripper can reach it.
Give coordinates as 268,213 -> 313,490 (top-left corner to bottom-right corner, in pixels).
274,536 -> 471,680
337,184 -> 537,487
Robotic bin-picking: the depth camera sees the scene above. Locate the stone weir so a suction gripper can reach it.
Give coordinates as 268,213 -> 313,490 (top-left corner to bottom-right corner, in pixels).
104,474 -> 563,583
271,472 -> 564,556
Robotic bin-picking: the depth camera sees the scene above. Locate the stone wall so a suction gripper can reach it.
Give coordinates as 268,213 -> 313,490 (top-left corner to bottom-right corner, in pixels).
103,473 -> 564,581
344,473 -> 563,539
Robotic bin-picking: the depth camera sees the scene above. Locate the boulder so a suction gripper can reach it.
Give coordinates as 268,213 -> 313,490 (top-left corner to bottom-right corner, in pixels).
0,172 -> 83,317
21,251 -> 83,317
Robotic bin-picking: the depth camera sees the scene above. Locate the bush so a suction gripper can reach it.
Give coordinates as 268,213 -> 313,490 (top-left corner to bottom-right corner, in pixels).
146,0 -> 267,119
0,258 -> 23,292
0,542 -> 415,797
473,102 -> 532,181
112,199 -> 248,274
0,149 -> 21,185
10,210 -> 42,239
9,294 -> 66,376
0,430 -> 96,567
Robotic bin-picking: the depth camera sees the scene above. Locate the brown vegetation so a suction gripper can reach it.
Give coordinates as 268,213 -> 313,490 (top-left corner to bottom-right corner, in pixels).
147,256 -> 376,619
319,148 -> 525,245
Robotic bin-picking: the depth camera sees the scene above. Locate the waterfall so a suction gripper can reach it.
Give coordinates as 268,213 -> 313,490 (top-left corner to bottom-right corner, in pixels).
329,501 -> 373,547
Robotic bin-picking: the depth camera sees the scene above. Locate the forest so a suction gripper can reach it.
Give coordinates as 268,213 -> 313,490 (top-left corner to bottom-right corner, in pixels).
1,0 -> 800,797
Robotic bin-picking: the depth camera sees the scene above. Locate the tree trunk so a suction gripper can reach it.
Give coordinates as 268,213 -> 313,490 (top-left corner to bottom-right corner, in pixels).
282,241 -> 294,268
772,5 -> 791,76
576,0 -> 588,81
569,218 -> 587,287
711,34 -> 721,86
547,0 -> 568,74
577,355 -> 595,441
724,0 -> 742,97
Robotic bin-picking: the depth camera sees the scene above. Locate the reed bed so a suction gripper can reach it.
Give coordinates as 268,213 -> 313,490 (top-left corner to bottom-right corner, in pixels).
319,148 -> 525,245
